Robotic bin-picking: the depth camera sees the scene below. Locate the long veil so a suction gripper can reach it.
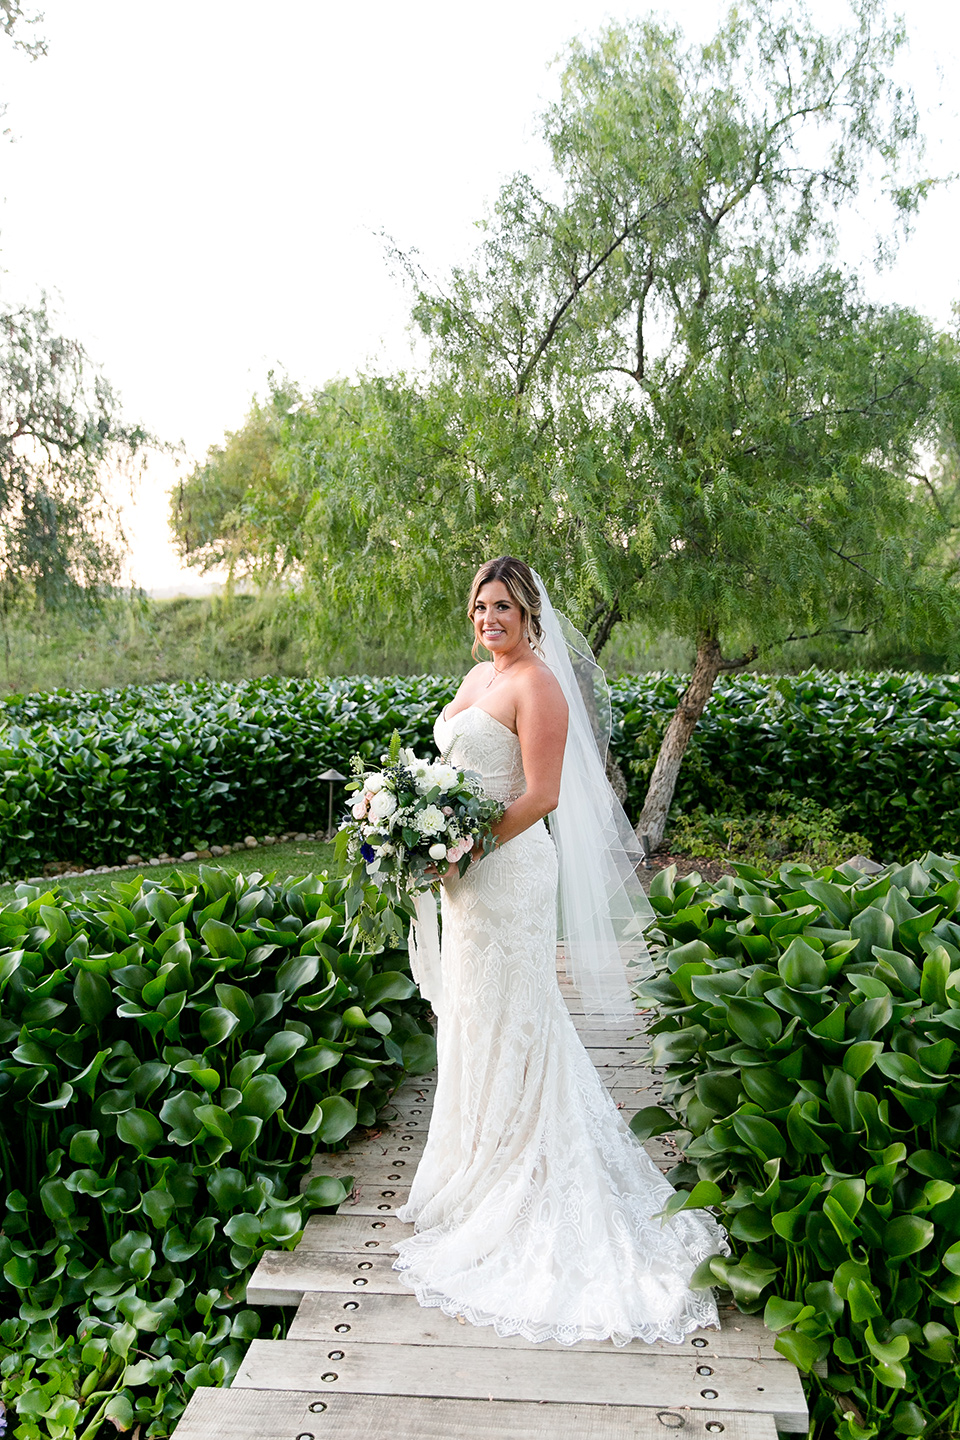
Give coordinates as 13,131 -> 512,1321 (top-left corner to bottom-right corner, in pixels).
533,573 -> 655,1025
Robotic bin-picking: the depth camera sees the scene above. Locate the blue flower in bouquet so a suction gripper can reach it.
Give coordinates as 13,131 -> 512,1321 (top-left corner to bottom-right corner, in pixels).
360,841 -> 375,862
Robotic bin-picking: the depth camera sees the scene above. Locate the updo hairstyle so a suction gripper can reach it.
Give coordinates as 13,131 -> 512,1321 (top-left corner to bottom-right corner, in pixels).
467,556 -> 543,661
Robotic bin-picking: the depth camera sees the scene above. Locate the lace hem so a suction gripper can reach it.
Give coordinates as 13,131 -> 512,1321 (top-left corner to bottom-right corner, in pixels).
391,1244 -> 725,1348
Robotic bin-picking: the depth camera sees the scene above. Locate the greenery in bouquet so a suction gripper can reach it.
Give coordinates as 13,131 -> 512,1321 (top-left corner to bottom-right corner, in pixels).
335,732 -> 503,910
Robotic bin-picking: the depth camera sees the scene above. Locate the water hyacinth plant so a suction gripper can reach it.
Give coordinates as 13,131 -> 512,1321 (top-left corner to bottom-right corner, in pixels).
612,670 -> 960,859
633,854 -> 960,1440
0,865 -> 433,1437
5,669 -> 960,879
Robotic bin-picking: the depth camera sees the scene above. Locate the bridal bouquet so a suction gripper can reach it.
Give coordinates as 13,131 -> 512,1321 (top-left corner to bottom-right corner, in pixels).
334,731 -> 503,904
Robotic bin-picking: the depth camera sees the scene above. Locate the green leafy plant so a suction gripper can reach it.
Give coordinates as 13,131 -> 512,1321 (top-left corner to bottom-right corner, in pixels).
0,675 -> 454,879
0,865 -> 434,1437
611,670 -> 960,859
634,855 -> 960,1439
668,793 -> 873,871
2,668 -> 960,881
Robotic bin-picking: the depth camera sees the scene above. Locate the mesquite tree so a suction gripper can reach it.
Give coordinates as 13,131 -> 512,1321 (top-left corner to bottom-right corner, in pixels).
287,1 -> 960,841
0,18 -> 148,618
0,300 -> 148,610
170,376 -> 307,590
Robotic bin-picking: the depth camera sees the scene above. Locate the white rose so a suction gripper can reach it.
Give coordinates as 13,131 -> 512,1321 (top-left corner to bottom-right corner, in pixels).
416,804 -> 446,836
430,763 -> 458,793
364,772 -> 388,793
369,790 -> 398,824
428,842 -> 447,860
377,842 -> 395,857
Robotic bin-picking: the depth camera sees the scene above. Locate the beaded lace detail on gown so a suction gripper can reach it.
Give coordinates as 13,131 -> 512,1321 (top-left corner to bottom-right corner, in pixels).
393,705 -> 727,1347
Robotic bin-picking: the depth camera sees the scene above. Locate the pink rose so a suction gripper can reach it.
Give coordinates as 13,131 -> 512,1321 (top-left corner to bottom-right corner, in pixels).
442,806 -> 454,816
351,797 -> 369,819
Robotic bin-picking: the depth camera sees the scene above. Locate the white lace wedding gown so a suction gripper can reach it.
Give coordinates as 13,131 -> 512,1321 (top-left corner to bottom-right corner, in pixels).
393,705 -> 726,1346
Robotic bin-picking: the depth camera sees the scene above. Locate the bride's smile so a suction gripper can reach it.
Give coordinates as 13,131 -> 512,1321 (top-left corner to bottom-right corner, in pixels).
472,582 -> 528,664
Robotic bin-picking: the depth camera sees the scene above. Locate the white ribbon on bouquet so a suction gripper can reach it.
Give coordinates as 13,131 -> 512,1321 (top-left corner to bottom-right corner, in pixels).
409,887 -> 443,1013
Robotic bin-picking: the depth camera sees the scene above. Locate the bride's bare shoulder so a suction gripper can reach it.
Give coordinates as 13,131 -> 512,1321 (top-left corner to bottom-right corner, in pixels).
516,658 -> 567,715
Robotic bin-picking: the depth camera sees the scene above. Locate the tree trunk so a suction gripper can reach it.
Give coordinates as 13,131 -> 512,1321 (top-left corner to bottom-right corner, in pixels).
635,634 -> 723,851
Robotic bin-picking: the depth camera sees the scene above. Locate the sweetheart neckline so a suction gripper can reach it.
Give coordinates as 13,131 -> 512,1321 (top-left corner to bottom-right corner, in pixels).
440,703 -> 518,738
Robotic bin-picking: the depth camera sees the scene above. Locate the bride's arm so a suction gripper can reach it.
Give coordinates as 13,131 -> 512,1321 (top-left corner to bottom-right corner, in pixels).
482,668 -> 568,851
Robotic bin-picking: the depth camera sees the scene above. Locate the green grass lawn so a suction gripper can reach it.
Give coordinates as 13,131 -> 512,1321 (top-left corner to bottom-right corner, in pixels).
0,837 -> 338,906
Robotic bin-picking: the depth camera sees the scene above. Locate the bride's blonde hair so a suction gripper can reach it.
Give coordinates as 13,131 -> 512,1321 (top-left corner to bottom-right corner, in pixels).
467,556 -> 543,661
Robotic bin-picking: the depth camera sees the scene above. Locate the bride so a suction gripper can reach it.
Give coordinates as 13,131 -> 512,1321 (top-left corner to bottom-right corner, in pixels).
393,556 -> 726,1346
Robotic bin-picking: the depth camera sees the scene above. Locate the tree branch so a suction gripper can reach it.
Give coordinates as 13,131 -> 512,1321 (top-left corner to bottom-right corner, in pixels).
590,597 -> 621,657
515,198 -> 673,396
825,545 -> 885,586
908,469 -> 949,522
717,645 -> 759,672
635,249 -> 656,381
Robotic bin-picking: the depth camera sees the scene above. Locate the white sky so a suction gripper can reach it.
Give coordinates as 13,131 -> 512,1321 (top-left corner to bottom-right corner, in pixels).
0,0 -> 957,592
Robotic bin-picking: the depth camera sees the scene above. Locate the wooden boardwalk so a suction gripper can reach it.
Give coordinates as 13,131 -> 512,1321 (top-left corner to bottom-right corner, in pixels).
176,961 -> 806,1439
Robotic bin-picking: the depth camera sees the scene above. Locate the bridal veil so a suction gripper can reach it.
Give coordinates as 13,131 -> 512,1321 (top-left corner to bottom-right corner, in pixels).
532,572 -> 655,1024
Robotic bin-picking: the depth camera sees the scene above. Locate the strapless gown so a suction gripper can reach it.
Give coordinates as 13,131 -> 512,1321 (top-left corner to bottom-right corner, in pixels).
392,705 -> 725,1346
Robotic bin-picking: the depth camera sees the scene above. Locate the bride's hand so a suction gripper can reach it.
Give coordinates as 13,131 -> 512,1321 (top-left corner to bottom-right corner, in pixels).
425,862 -> 455,885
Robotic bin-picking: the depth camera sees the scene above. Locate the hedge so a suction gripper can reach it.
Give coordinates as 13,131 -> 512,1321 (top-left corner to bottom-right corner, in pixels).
613,671 -> 960,860
1,669 -> 959,880
0,677 -> 450,880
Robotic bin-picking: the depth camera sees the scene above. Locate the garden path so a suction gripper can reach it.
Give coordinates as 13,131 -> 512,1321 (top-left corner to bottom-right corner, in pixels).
175,950 -> 806,1440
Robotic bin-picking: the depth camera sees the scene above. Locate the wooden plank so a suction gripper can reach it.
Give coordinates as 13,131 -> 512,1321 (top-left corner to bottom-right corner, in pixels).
598,1068 -> 657,1090
245,1248 -> 405,1305
305,1154 -> 418,1181
318,1126 -> 427,1148
383,1093 -> 435,1111
306,1135 -> 426,1172
288,1289 -> 783,1362
606,1082 -> 650,1095
579,1039 -> 649,1053
296,1213 -> 412,1251
336,1187 -> 412,1216
375,1113 -> 433,1129
232,1338 -> 808,1431
587,1054 -> 650,1066
175,1385 -> 780,1440
645,1140 -> 684,1174
376,1105 -> 433,1124
349,1123 -> 429,1143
